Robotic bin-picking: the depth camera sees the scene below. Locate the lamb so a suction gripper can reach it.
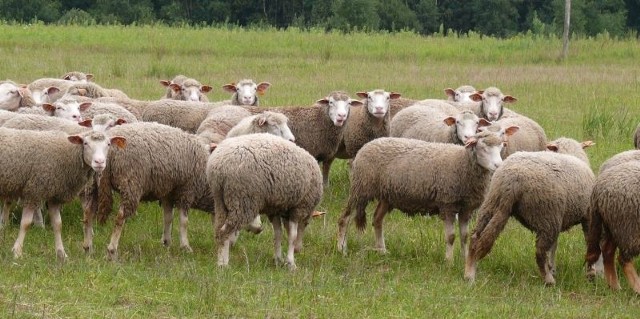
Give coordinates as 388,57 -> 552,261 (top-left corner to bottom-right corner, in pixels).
391,104 -> 491,145
216,79 -> 271,106
585,160 -> 640,294
465,138 -> 596,285
482,114 -> 548,158
0,128 -> 125,261
66,82 -> 129,99
195,105 -> 252,144
62,71 -> 94,82
336,129 -> 514,262
161,76 -> 213,102
469,86 -> 518,121
207,133 -> 323,270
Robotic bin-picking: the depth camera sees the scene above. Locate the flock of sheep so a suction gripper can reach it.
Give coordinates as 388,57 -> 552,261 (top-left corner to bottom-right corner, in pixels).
0,72 -> 639,294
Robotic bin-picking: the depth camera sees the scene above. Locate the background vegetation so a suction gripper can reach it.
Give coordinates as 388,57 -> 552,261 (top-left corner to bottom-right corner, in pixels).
0,0 -> 638,38
0,24 -> 639,317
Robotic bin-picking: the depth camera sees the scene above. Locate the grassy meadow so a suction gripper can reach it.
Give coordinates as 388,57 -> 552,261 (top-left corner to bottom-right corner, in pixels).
1,24 -> 640,318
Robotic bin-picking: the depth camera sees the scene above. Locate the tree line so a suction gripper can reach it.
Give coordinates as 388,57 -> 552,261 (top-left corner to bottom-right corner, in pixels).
1,0 -> 637,38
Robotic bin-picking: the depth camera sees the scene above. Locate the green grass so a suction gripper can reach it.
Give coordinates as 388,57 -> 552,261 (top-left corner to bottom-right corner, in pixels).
1,24 -> 640,318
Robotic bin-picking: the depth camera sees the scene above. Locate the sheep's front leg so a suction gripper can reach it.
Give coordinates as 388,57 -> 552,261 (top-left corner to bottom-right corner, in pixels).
443,212 -> 456,263
107,208 -> 126,261
47,203 -> 67,262
32,207 -> 44,228
160,200 -> 173,247
81,191 -> 96,254
622,260 -> 640,294
271,215 -> 284,266
178,207 -> 192,252
458,210 -> 473,261
286,219 -> 298,271
372,200 -> 390,254
12,204 -> 36,258
1,201 -> 12,229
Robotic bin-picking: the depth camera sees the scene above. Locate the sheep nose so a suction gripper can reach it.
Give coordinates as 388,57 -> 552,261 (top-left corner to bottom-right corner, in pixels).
94,158 -> 105,165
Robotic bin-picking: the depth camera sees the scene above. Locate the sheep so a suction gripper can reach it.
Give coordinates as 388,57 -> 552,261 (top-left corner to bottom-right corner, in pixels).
585,160 -> 640,294
482,114 -> 548,158
388,85 -> 480,118
444,85 -> 480,104
195,105 -> 252,144
0,128 -> 125,261
336,129 -> 515,262
0,109 -> 19,126
41,99 -> 92,122
27,78 -> 73,104
86,122 -> 217,258
216,79 -> 271,106
93,97 -> 148,119
2,113 -> 122,135
62,96 -> 138,124
207,133 -> 323,270
465,138 -> 595,285
62,71 -> 94,82
66,82 -> 129,100
1,86 -> 38,111
469,86 -> 518,121
226,111 -> 294,142
598,149 -> 640,174
162,76 -> 213,102
391,103 -> 491,145
140,100 -> 217,133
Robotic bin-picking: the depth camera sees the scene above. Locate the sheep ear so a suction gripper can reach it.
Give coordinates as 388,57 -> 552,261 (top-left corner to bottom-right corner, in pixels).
115,118 -> 127,126
256,82 -> 271,95
478,118 -> 491,127
546,144 -> 559,152
79,102 -> 92,112
255,114 -> 268,126
200,85 -> 213,94
222,84 -> 237,93
469,93 -> 483,102
444,88 -> 455,98
443,117 -> 456,126
169,83 -> 181,93
77,88 -> 88,96
160,80 -> 171,87
349,100 -> 364,107
503,95 -> 517,103
315,98 -> 329,106
78,119 -> 92,128
17,87 -> 27,97
42,103 -> 55,113
464,138 -> 478,148
389,92 -> 402,99
581,140 -> 595,149
503,125 -> 519,137
45,86 -> 60,96
356,92 -> 368,99
476,90 -> 484,95
86,74 -> 94,81
63,74 -> 72,80
68,135 -> 84,145
209,143 -> 218,153
110,136 -> 127,149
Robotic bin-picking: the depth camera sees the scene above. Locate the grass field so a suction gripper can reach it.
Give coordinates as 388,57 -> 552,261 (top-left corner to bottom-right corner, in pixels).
1,24 -> 640,318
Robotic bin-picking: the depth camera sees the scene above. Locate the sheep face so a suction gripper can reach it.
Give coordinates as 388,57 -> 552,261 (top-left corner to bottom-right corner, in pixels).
445,85 -> 478,103
171,79 -> 212,102
357,90 -> 401,119
0,82 -> 22,111
445,111 -> 491,143
31,86 -> 61,105
265,117 -> 295,143
43,100 -> 91,122
67,131 -> 126,173
470,88 -> 517,122
224,80 -> 271,106
466,132 -> 505,171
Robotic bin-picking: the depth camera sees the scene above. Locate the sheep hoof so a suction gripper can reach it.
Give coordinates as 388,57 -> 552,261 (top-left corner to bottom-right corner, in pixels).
544,277 -> 556,286
286,261 -> 297,271
181,245 -> 194,253
107,248 -> 118,262
56,250 -> 68,263
11,246 -> 22,259
162,238 -> 171,247
83,245 -> 93,255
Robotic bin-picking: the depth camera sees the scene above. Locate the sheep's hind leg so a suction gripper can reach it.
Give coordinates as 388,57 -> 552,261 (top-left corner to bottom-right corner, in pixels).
107,207 -> 127,261
535,233 -> 557,285
47,203 -> 67,262
621,258 -> 640,294
286,219 -> 298,271
372,200 -> 390,254
336,200 -> 354,254
458,209 -> 473,261
602,235 -> 620,290
161,201 -> 173,247
12,204 -> 36,259
443,212 -> 456,263
271,215 -> 284,266
178,207 -> 192,252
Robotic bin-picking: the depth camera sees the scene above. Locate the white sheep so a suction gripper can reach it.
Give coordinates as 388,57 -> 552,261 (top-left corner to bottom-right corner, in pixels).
27,78 -> 73,104
217,79 -> 271,106
480,114 -> 548,158
196,105 -> 252,144
162,76 -> 213,102
0,128 -> 125,261
207,133 -> 323,270
465,138 -> 595,285
226,111 -> 294,141
62,71 -> 94,82
469,87 -> 517,121
337,129 -> 516,262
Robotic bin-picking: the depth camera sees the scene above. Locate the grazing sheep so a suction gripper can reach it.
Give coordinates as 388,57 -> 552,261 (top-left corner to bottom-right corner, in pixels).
586,160 -> 640,294
598,149 -> 640,174
41,100 -> 91,122
207,133 -> 323,270
163,76 -> 213,102
391,104 -> 491,145
66,82 -> 129,99
27,78 -> 73,104
226,111 -> 294,142
337,129 -> 514,262
0,128 -> 125,260
465,138 -> 595,285
88,122 -> 216,258
196,105 -> 252,144
61,96 -> 138,124
62,71 -> 94,82
483,114 -> 548,158
217,79 -> 271,106
469,87 -> 517,121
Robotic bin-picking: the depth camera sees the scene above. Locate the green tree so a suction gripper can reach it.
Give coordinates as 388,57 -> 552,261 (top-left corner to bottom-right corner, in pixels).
329,0 -> 380,32
0,0 -> 62,23
471,0 -> 522,37
377,0 -> 420,32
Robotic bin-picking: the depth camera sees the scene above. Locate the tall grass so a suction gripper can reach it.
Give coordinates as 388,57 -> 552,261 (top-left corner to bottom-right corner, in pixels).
1,24 -> 640,318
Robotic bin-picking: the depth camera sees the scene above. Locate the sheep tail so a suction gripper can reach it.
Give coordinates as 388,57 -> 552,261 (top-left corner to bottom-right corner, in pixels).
585,198 -> 603,267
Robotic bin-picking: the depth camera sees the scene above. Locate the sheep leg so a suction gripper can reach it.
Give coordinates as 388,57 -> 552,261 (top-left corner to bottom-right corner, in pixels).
178,207 -> 192,252
458,210 -> 473,261
0,200 -> 12,229
535,233 -> 557,285
12,204 -> 37,258
81,187 -> 97,254
293,217 -> 308,253
372,200 -> 390,254
160,200 -> 173,247
548,240 -> 558,275
465,209 -> 511,281
213,198 -> 233,267
286,220 -> 298,271
321,158 -> 334,187
602,236 -> 620,290
32,207 -> 44,228
621,259 -> 640,294
336,199 -> 355,254
443,212 -> 456,263
270,215 -> 284,266
107,208 -> 126,261
47,203 -> 67,262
